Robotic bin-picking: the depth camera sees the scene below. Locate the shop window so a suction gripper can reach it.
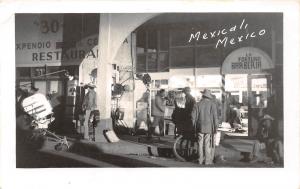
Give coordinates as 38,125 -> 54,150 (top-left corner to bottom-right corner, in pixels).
196,46 -> 222,67
170,29 -> 193,47
136,54 -> 146,73
158,52 -> 169,72
170,47 -> 194,68
147,30 -> 157,53
47,66 -> 62,77
34,81 -> 47,95
18,67 -> 31,77
49,80 -> 64,96
161,79 -> 168,85
136,30 -> 146,54
159,30 -> 169,51
33,67 -> 46,77
147,53 -> 157,72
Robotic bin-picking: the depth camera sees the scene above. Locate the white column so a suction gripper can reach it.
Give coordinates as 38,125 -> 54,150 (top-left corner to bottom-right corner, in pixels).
95,13 -> 113,142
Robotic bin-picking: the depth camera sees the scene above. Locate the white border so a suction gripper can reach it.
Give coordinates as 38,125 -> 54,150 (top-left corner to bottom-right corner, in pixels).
1,1 -> 299,189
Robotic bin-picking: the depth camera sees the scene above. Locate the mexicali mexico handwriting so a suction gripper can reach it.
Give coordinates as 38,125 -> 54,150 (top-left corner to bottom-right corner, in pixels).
188,19 -> 266,48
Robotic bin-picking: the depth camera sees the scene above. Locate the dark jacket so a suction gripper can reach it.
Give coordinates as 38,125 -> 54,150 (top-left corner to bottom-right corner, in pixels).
151,94 -> 166,117
82,89 -> 97,110
184,94 -> 196,119
191,98 -> 219,134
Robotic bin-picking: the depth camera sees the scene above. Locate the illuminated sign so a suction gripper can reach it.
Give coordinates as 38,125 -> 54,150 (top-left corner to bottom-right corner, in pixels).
221,47 -> 273,74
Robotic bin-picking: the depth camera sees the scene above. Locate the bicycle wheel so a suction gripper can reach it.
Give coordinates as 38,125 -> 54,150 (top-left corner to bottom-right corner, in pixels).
173,135 -> 199,162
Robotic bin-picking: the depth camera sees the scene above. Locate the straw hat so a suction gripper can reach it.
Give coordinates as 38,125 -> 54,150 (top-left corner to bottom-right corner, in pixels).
201,89 -> 213,99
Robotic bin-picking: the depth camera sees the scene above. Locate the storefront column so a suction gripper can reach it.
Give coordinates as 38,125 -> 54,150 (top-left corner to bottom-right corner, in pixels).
95,14 -> 113,142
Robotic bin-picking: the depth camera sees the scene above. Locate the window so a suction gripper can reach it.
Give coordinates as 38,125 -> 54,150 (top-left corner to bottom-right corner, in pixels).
170,47 -> 194,68
159,30 -> 169,51
196,46 -> 222,67
18,67 -> 31,77
136,30 -> 169,73
170,29 -> 193,47
137,30 -> 146,54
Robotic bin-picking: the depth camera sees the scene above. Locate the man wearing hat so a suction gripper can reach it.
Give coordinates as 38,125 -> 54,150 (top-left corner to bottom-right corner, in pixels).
82,83 -> 97,140
191,89 -> 219,165
251,114 -> 283,164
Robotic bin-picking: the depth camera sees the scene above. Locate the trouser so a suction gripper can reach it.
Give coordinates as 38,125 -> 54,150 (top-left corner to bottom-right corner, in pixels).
197,133 -> 215,164
152,116 -> 165,135
83,110 -> 92,139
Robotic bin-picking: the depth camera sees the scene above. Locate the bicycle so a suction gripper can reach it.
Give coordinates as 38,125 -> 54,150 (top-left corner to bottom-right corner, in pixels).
173,130 -> 199,162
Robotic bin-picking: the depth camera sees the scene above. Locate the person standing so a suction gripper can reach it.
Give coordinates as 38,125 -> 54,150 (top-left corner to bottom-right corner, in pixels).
183,87 -> 196,132
82,83 -> 97,140
192,89 -> 219,165
171,91 -> 186,135
151,89 -> 166,136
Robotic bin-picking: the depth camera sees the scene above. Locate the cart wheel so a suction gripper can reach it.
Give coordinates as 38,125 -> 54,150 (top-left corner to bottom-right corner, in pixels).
173,135 -> 199,162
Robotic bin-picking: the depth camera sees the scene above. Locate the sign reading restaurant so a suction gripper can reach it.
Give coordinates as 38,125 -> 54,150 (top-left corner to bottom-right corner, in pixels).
221,47 -> 273,74
15,14 -> 98,67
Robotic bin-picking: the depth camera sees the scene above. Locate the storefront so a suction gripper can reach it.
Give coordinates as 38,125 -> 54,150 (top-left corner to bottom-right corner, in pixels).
15,14 -> 100,130
133,13 -> 283,137
15,13 -> 283,139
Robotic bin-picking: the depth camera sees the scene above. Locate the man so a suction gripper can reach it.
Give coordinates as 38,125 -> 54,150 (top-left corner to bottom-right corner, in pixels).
183,87 -> 196,132
151,89 -> 166,136
192,89 -> 219,165
251,114 -> 283,164
82,83 -> 97,140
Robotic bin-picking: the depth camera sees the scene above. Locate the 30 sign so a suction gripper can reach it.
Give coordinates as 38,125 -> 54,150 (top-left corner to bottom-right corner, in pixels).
34,19 -> 61,34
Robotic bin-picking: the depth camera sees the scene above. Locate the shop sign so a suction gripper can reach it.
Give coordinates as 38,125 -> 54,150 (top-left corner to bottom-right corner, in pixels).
67,80 -> 78,97
221,47 -> 273,74
15,14 -> 99,67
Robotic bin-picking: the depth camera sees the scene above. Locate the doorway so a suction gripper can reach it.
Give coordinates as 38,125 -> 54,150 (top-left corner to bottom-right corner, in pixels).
247,74 -> 271,137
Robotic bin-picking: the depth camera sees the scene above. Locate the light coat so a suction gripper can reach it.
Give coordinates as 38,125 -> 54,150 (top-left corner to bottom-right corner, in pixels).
151,94 -> 166,117
192,98 -> 218,134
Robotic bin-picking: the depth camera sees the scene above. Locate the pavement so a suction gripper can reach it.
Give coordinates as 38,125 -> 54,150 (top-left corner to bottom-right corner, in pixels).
16,131 -> 281,168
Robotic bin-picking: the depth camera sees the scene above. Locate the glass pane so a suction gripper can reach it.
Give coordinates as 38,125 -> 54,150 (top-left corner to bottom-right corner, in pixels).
170,47 -> 194,68
34,81 -> 47,95
196,47 -> 222,67
251,78 -> 268,108
32,67 -> 46,77
147,30 -> 157,53
136,54 -> 146,73
49,80 -> 64,96
147,53 -> 157,72
159,30 -> 169,51
18,67 -> 31,77
158,52 -> 169,72
136,30 -> 146,54
170,29 -> 193,47
47,66 -> 62,77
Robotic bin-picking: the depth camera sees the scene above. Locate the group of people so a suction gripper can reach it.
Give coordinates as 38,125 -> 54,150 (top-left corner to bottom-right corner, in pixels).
151,86 -> 282,165
151,87 -> 218,165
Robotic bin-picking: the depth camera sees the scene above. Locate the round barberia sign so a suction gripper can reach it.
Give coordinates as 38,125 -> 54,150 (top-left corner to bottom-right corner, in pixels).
221,47 -> 274,74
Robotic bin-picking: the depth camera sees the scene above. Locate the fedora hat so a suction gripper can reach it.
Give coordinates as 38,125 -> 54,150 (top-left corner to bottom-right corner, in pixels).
201,89 -> 212,99
261,114 -> 274,121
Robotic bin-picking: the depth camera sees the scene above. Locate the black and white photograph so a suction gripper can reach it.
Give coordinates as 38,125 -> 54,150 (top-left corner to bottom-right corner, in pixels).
1,1 -> 300,189
15,12 -> 284,168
